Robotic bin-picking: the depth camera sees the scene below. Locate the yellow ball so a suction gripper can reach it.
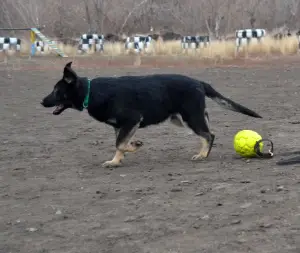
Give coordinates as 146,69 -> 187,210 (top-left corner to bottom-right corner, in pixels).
233,130 -> 263,158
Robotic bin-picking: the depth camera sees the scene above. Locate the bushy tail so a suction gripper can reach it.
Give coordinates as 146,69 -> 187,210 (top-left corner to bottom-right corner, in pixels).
202,82 -> 262,118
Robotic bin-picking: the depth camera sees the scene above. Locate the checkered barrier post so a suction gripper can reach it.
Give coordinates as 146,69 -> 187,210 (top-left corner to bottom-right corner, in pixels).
235,29 -> 266,53
34,41 -> 46,53
0,37 -> 21,53
125,36 -> 152,53
78,34 -> 104,53
181,36 -> 210,49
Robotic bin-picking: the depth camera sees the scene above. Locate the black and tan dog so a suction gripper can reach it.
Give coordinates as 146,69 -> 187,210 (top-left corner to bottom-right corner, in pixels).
41,62 -> 262,167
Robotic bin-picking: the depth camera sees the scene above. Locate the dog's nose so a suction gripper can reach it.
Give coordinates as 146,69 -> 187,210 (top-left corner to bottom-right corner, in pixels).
40,100 -> 44,106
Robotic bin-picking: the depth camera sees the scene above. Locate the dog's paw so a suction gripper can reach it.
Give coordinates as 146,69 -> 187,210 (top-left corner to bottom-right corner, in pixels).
102,160 -> 122,168
191,154 -> 206,161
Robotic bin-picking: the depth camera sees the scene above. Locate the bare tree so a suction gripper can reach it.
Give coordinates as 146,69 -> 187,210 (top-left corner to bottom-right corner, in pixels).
9,0 -> 42,27
92,0 -> 115,32
1,0 -> 300,38
82,0 -> 93,33
240,0 -> 265,28
285,0 -> 300,27
199,0 -> 235,39
1,0 -> 14,30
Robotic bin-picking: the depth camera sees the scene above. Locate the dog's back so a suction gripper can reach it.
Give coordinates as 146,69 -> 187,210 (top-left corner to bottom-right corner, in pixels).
89,74 -> 204,127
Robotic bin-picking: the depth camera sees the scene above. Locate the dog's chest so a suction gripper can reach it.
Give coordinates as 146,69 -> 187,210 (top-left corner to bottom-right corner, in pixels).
89,110 -> 110,123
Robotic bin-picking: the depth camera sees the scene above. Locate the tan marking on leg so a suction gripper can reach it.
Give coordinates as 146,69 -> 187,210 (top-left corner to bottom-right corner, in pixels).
192,136 -> 209,160
204,109 -> 210,129
102,150 -> 124,168
103,121 -> 143,167
118,140 -> 143,153
118,141 -> 142,153
116,120 -> 143,153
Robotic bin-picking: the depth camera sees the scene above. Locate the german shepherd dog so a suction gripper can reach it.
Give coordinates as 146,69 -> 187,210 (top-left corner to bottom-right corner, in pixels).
41,62 -> 262,167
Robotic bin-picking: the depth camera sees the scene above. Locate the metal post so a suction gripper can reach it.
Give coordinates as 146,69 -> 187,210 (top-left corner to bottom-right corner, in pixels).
30,30 -> 36,56
0,27 -> 45,31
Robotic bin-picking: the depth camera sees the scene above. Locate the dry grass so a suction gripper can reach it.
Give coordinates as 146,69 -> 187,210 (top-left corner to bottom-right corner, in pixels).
4,35 -> 300,60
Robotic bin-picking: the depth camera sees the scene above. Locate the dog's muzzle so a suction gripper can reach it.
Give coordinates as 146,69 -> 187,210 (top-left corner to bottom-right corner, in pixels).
41,96 -> 56,108
40,100 -> 53,108
40,96 -> 69,115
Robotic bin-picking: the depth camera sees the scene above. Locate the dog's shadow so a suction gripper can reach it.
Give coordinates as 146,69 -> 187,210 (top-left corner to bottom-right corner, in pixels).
276,150 -> 300,165
276,157 -> 300,165
231,150 -> 300,165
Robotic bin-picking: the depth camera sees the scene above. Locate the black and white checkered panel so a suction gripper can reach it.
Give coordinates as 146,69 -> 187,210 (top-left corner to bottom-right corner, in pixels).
78,34 -> 104,53
0,37 -> 21,52
125,36 -> 152,52
34,41 -> 45,52
181,36 -> 210,49
235,29 -> 266,48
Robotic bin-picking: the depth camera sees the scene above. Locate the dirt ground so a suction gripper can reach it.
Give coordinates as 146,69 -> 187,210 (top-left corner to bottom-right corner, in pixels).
1,56 -> 300,253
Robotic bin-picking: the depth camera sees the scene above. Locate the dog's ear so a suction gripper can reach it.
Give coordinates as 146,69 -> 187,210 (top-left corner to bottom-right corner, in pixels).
63,62 -> 77,84
65,62 -> 72,68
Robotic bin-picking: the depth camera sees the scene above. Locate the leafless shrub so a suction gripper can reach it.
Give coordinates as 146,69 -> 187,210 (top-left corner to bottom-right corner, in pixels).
1,0 -> 300,39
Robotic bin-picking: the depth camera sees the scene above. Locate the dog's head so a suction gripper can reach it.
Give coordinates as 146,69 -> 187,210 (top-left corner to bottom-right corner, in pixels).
41,62 -> 81,115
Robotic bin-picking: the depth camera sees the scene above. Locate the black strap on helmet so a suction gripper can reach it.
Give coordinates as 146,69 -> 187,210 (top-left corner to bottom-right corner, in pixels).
254,139 -> 274,158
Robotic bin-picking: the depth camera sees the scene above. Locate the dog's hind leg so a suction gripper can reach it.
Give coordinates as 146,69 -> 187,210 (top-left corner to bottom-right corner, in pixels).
192,109 -> 214,160
102,114 -> 143,168
114,127 -> 120,139
191,132 -> 215,161
170,114 -> 185,127
181,97 -> 215,161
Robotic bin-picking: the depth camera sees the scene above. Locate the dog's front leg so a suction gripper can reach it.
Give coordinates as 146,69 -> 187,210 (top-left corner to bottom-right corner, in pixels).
102,115 -> 143,168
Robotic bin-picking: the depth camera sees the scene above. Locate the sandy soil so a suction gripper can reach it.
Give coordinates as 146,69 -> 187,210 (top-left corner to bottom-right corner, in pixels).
1,56 -> 300,253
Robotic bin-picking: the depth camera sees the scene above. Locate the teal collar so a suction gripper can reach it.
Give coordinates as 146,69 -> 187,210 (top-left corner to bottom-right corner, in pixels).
82,78 -> 91,109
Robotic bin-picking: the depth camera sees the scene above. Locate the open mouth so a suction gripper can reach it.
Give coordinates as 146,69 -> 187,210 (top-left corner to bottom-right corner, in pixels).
53,104 -> 66,115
